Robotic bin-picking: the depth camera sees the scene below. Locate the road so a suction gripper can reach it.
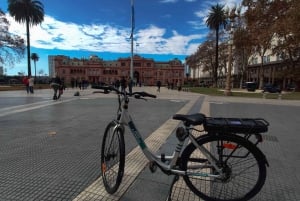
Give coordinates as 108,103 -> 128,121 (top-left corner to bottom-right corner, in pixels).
0,87 -> 299,201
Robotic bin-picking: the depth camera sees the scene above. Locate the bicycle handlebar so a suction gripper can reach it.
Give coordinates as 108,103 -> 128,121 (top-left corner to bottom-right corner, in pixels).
92,85 -> 157,99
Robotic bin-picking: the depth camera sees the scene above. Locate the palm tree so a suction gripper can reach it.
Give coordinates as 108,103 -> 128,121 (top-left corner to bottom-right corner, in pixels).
31,53 -> 39,79
8,0 -> 44,76
206,4 -> 227,87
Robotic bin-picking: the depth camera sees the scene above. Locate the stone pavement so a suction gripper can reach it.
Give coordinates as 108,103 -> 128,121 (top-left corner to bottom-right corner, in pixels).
0,86 -> 300,201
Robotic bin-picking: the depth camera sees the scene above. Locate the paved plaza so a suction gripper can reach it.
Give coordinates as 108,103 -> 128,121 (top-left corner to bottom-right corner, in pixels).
0,86 -> 300,201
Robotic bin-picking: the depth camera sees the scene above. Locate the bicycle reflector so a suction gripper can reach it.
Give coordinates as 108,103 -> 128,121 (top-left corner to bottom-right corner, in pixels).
102,163 -> 107,173
223,142 -> 237,149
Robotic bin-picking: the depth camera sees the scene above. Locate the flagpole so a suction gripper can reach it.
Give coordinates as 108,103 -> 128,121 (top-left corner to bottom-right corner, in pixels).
130,0 -> 134,79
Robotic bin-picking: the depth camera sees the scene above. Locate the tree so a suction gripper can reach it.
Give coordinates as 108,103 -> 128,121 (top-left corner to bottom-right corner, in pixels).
31,52 -> 39,79
8,0 -> 44,76
233,26 -> 253,87
206,3 -> 227,87
0,9 -> 25,66
38,69 -> 44,76
270,0 -> 300,86
242,0 -> 274,89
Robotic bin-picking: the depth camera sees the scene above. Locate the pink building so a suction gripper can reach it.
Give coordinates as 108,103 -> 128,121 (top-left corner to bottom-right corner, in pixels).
52,54 -> 185,86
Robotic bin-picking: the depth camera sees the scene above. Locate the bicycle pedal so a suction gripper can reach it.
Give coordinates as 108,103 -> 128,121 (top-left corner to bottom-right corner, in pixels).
149,161 -> 157,173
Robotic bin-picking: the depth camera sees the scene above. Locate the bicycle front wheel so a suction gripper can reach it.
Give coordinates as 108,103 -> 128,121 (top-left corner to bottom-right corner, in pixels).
101,121 -> 125,194
181,134 -> 266,201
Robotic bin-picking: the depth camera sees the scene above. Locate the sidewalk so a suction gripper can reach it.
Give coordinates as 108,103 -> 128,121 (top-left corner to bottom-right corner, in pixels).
0,86 -> 299,201
73,87 -> 300,201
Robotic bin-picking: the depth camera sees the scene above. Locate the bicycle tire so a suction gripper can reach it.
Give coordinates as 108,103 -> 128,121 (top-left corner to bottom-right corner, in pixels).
101,121 -> 125,194
181,134 -> 266,201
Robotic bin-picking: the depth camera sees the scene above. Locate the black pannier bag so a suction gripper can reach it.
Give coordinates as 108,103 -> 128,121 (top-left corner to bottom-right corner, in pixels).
204,117 -> 269,134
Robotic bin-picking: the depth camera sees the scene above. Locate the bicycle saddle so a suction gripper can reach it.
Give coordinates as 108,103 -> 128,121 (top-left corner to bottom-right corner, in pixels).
173,113 -> 206,126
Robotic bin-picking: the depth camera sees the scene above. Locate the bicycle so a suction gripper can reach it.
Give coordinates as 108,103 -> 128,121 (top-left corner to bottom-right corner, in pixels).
93,85 -> 269,201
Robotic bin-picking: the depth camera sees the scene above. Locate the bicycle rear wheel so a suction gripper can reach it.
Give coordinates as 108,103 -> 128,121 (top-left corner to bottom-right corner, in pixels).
101,121 -> 125,194
181,134 -> 266,201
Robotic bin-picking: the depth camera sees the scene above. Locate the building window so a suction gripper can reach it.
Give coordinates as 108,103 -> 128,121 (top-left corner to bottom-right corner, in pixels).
251,57 -> 258,65
263,55 -> 270,63
134,62 -> 141,67
276,54 -> 283,61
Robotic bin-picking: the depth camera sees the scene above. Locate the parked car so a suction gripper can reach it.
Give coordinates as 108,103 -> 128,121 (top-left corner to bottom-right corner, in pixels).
263,84 -> 281,93
199,82 -> 209,87
286,83 -> 296,91
243,82 -> 257,92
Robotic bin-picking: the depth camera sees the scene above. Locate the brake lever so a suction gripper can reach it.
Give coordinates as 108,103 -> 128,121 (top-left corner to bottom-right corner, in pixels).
93,90 -> 110,94
134,94 -> 147,101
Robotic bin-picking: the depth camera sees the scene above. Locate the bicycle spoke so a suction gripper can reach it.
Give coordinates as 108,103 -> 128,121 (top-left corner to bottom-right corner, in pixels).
101,122 -> 125,194
181,134 -> 266,201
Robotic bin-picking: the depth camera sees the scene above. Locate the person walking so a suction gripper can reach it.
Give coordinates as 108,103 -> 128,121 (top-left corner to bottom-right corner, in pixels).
120,76 -> 127,92
177,81 -> 182,91
22,76 -> 29,93
128,78 -> 133,94
156,80 -> 161,92
50,76 -> 62,100
28,76 -> 34,94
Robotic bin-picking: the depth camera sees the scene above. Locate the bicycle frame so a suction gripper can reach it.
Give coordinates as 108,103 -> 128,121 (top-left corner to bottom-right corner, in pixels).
115,93 -> 223,178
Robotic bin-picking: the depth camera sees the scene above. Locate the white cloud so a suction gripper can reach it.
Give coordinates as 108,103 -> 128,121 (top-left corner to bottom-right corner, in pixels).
159,0 -> 178,3
6,14 -> 204,56
192,0 -> 243,29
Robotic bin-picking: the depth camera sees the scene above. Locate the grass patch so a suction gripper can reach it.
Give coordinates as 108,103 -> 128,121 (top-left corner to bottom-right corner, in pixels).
189,87 -> 300,100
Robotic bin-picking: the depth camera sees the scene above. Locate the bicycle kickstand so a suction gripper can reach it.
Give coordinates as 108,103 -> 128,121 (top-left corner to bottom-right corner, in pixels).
167,175 -> 179,201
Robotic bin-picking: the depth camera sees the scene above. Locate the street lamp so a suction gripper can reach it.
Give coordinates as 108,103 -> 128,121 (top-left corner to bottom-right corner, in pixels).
224,7 -> 239,96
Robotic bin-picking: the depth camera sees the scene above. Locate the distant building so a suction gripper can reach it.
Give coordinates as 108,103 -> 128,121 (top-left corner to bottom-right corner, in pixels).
50,54 -> 185,86
48,55 -> 57,78
246,50 -> 300,89
189,37 -> 300,89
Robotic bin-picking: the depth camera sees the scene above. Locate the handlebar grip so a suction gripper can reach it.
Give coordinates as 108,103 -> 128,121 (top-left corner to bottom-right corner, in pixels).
91,85 -> 108,90
92,85 -> 115,93
140,92 -> 156,98
147,93 -> 157,98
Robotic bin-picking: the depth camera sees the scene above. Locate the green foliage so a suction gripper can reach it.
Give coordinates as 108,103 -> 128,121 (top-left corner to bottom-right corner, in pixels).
8,0 -> 44,76
8,0 -> 44,26
0,9 -> 25,66
189,87 -> 300,100
205,3 -> 227,87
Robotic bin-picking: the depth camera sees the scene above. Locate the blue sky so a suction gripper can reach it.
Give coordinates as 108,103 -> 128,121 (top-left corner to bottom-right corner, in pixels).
0,0 -> 241,76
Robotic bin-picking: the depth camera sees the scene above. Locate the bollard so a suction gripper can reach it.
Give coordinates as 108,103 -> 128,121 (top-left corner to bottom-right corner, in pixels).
263,93 -> 266,99
278,93 -> 282,100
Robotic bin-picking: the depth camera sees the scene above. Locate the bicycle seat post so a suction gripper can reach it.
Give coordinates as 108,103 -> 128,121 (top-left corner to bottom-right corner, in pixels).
169,126 -> 187,167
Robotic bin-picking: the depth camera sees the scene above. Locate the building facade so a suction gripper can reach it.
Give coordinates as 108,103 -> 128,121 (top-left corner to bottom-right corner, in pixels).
50,55 -> 185,86
189,46 -> 300,90
246,50 -> 300,89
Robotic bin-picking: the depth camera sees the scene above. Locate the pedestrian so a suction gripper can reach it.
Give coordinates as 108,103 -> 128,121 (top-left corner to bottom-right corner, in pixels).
120,77 -> 127,92
115,79 -> 120,90
177,81 -> 182,91
128,78 -> 133,94
28,76 -> 34,94
50,75 -> 62,100
22,76 -> 29,93
71,78 -> 75,89
156,80 -> 161,92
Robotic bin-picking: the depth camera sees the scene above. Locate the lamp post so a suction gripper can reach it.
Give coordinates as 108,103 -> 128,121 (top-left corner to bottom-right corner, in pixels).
224,7 -> 238,96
